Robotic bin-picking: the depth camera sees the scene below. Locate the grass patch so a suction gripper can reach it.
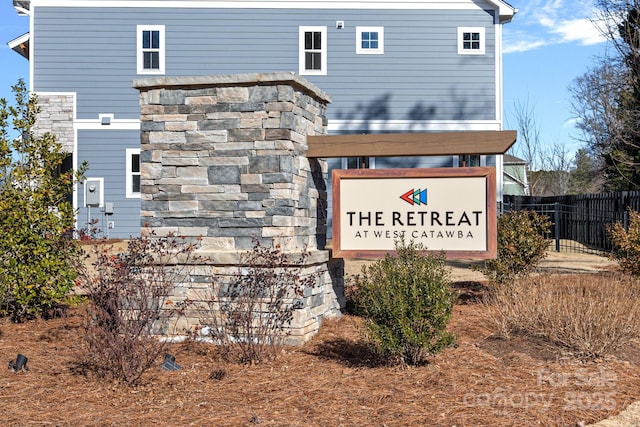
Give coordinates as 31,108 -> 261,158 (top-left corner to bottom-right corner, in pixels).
484,273 -> 640,359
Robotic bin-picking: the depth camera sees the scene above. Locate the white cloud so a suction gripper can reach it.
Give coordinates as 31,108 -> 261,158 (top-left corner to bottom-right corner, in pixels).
504,0 -> 606,53
563,117 -> 578,128
530,0 -> 565,26
503,38 -> 548,54
549,18 -> 606,45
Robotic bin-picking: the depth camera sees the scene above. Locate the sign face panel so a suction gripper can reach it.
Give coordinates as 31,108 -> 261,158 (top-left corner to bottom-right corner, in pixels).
332,167 -> 497,259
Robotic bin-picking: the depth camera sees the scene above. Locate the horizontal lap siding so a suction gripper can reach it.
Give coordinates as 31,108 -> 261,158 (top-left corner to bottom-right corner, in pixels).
34,11 -> 139,118
34,7 -> 496,121
34,4 -> 499,239
77,130 -> 141,238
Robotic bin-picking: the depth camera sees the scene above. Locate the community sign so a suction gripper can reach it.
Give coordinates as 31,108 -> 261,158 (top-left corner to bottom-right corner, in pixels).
332,167 -> 497,259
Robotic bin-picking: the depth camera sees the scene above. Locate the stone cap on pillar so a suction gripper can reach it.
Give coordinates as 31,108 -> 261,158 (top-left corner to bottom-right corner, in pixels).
132,71 -> 332,105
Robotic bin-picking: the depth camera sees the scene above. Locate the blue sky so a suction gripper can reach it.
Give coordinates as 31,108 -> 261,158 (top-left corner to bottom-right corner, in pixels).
1,1 -> 29,109
0,0 -> 608,164
502,0 -> 608,163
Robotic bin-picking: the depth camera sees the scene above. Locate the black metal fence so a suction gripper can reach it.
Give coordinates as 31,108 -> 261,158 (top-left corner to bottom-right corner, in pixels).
502,192 -> 640,254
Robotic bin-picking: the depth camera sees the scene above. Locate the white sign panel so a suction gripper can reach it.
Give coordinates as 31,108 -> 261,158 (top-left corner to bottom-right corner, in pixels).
332,167 -> 497,259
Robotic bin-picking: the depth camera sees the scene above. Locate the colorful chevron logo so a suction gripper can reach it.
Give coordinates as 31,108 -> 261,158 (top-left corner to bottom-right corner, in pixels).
400,188 -> 428,205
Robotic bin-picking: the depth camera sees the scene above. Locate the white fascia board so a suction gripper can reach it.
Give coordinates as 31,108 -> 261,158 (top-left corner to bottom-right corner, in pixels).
73,126 -> 78,229
75,119 -> 141,130
483,0 -> 516,23
503,171 -> 527,186
31,91 -> 75,96
494,18 -> 503,124
29,9 -> 34,91
13,0 -> 31,14
7,32 -> 30,51
14,7 -> 30,15
28,0 -> 512,12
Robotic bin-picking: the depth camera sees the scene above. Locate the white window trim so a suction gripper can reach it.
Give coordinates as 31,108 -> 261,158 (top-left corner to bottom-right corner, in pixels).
458,27 -> 485,55
126,148 -> 141,199
356,26 -> 384,55
137,25 -> 165,75
299,26 -> 327,76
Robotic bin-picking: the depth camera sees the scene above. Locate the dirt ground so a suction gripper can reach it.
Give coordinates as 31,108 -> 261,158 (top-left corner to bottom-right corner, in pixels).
1,250 -> 639,427
346,249 -> 619,281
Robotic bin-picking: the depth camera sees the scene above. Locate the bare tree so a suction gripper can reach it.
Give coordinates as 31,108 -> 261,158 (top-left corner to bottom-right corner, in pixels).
543,142 -> 572,196
570,60 -> 624,148
510,97 -> 543,169
592,1 -> 640,66
508,98 -> 576,196
508,98 -> 544,195
573,0 -> 640,189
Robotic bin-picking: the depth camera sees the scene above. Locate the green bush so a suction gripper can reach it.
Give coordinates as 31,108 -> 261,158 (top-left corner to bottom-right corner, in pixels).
352,239 -> 455,366
0,80 -> 86,321
608,208 -> 640,277
475,210 -> 551,285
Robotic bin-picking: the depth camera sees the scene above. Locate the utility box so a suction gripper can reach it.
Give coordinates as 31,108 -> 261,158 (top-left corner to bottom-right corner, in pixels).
104,202 -> 114,215
85,178 -> 102,207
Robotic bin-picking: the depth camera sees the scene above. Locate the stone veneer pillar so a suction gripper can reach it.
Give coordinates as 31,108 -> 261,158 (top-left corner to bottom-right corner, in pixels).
133,72 -> 344,343
33,93 -> 75,154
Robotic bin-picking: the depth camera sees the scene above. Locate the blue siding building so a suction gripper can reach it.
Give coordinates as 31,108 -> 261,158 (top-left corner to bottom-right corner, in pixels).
9,0 -> 516,238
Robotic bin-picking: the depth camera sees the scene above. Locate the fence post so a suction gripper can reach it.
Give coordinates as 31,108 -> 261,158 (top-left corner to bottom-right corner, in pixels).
624,209 -> 629,230
554,202 -> 560,252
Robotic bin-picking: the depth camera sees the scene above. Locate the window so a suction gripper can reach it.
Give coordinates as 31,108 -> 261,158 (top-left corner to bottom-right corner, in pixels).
346,157 -> 372,169
299,26 -> 327,75
137,25 -> 165,74
356,27 -> 384,54
126,148 -> 141,198
459,155 -> 481,167
458,27 -> 485,55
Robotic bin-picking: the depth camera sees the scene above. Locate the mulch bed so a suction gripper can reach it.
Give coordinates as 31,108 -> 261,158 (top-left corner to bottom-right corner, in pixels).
1,281 -> 639,426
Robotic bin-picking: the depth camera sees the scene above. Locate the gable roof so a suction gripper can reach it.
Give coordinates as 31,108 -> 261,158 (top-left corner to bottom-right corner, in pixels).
12,1 -> 30,15
485,0 -> 517,23
8,32 -> 29,60
504,154 -> 528,165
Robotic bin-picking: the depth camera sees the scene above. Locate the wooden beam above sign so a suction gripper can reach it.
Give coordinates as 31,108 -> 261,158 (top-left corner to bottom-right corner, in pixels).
306,130 -> 517,158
